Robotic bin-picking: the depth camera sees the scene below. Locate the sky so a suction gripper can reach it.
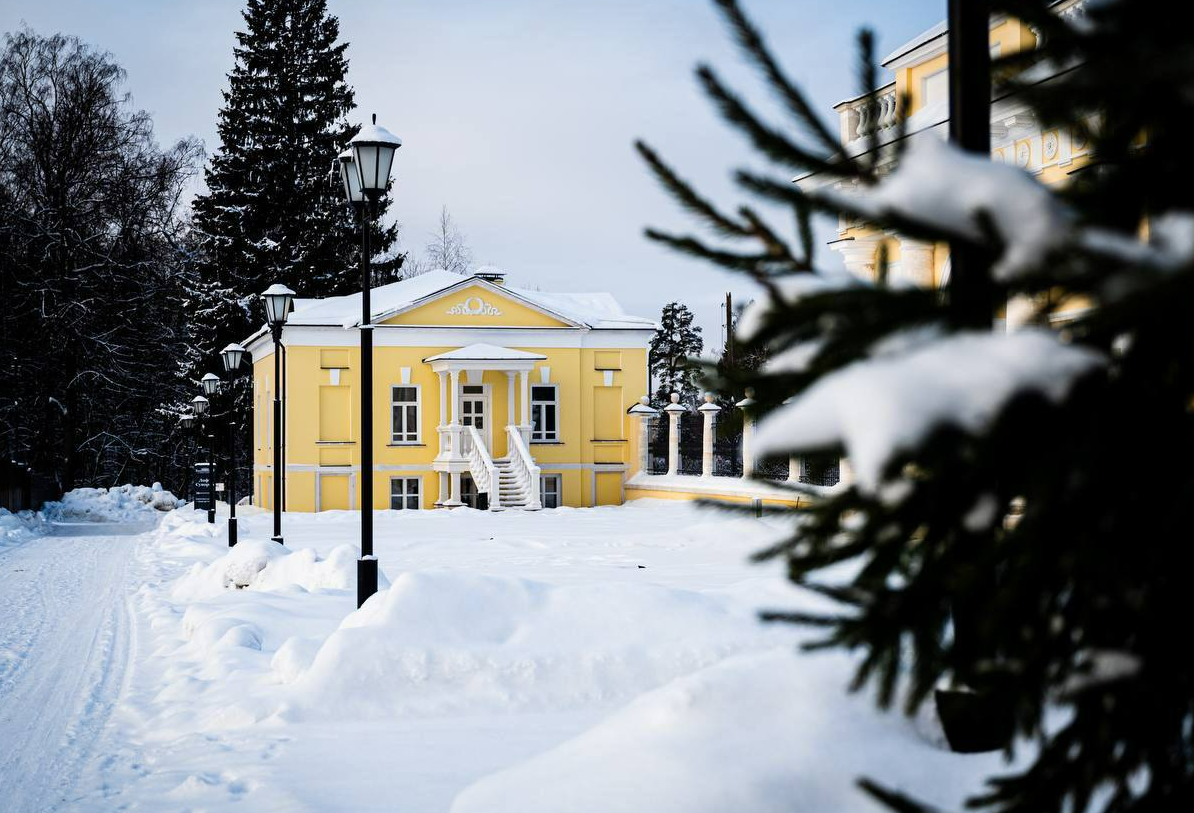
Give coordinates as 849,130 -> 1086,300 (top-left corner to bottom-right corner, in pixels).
1,0 -> 944,345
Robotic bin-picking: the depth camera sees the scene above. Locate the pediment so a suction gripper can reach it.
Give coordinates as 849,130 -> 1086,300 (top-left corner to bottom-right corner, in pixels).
377,281 -> 578,328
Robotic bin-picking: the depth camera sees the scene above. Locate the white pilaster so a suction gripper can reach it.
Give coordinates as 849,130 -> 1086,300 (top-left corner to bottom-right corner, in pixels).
898,238 -> 935,287
698,394 -> 720,478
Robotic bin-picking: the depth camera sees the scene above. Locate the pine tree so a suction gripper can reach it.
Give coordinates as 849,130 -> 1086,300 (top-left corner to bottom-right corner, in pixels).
649,302 -> 704,406
189,0 -> 400,371
639,1 -> 1194,811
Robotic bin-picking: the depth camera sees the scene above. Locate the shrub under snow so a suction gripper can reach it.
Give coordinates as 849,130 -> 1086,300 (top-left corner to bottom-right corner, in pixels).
43,482 -> 178,522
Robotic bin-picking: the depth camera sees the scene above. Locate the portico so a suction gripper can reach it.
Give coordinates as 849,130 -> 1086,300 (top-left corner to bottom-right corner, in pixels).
425,343 -> 547,509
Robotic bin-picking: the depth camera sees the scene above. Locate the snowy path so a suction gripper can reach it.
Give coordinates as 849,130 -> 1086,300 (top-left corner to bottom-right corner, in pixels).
0,525 -> 143,812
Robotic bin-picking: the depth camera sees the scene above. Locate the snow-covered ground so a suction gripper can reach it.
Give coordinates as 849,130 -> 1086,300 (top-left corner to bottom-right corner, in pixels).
0,495 -> 1019,812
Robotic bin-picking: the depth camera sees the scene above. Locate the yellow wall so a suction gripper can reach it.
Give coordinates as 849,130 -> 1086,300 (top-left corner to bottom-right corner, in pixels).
253,332 -> 648,512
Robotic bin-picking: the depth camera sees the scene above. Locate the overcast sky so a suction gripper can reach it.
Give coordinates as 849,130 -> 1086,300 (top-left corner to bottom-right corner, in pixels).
2,0 -> 943,344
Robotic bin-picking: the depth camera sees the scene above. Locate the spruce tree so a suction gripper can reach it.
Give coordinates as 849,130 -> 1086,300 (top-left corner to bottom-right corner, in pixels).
190,0 -> 400,371
639,1 -> 1194,811
649,302 -> 704,406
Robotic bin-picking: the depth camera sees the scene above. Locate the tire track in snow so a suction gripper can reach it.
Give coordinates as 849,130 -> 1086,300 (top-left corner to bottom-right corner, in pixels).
0,530 -> 137,812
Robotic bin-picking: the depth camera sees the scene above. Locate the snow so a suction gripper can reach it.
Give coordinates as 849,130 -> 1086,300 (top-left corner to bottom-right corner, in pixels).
0,507 -> 45,549
753,329 -> 1105,492
2,498 -> 1021,811
283,269 -> 656,331
737,272 -> 864,341
42,482 -> 178,523
818,136 -> 1073,280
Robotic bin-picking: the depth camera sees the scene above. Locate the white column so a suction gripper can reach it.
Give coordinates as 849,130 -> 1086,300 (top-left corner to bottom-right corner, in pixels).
737,390 -> 756,479
698,394 -> 720,478
449,369 -> 461,424
664,393 -> 684,476
447,470 -> 462,507
506,371 -> 516,429
435,471 -> 448,506
898,238 -> 935,287
437,371 -> 447,426
838,456 -> 854,488
788,455 -> 803,484
519,369 -> 530,427
832,235 -> 881,282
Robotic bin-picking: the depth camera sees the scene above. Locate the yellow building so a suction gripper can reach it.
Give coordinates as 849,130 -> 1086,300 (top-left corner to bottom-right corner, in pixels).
243,269 -> 655,511
803,0 -> 1093,326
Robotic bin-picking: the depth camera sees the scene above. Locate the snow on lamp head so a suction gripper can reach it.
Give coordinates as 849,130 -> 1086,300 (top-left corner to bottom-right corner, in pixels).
191,395 -> 209,416
201,373 -> 220,397
349,114 -> 402,196
221,343 -> 246,373
180,413 -> 195,430
261,283 -> 295,329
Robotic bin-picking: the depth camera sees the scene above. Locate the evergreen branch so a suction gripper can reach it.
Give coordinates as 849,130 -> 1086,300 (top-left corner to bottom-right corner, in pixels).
643,227 -> 809,275
710,0 -> 844,158
857,778 -> 942,813
696,64 -> 864,179
634,140 -> 753,238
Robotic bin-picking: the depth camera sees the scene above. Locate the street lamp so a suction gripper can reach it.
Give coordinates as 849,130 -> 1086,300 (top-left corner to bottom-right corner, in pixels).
180,412 -> 195,503
261,283 -> 294,545
191,394 -> 215,523
221,342 -> 248,548
340,114 -> 401,609
200,376 -> 220,524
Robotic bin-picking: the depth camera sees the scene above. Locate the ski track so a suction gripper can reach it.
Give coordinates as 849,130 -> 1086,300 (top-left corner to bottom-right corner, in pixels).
0,528 -> 139,813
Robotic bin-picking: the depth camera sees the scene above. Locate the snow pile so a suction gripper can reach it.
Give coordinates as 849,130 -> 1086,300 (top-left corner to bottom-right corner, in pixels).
43,482 -> 177,522
754,329 -> 1105,492
287,570 -> 780,717
0,507 -> 45,548
171,539 -> 378,600
452,648 -> 1012,813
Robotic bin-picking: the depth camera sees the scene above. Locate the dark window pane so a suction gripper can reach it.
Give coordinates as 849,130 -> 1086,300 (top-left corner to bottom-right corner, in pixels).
394,387 -> 416,402
545,406 -> 556,432
406,405 -> 417,431
531,385 -> 554,401
406,495 -> 418,510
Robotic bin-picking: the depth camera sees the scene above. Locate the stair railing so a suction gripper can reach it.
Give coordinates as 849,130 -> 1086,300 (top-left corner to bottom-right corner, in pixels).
465,424 -> 500,510
505,425 -> 542,510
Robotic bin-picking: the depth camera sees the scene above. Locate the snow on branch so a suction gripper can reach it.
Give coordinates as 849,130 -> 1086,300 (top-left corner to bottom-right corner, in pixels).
815,136 -> 1073,281
753,329 -> 1106,492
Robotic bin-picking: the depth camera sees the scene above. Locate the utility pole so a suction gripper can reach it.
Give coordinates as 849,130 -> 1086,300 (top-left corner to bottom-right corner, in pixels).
724,292 -> 734,370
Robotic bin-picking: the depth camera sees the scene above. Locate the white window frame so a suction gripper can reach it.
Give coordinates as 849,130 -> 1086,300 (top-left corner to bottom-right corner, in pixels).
539,473 -> 562,509
530,383 -> 559,443
391,384 -> 421,444
389,476 -> 421,510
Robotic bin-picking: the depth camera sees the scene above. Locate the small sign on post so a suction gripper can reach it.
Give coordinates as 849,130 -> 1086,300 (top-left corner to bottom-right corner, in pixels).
193,463 -> 213,510
215,483 -> 225,493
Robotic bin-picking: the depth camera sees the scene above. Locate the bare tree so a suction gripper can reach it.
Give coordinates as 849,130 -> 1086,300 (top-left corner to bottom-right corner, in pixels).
421,205 -> 474,274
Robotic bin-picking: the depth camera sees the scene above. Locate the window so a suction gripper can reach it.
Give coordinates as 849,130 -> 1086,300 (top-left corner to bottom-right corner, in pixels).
540,474 -> 562,509
391,385 -> 420,443
390,476 -> 420,510
531,384 -> 559,442
922,68 -> 948,108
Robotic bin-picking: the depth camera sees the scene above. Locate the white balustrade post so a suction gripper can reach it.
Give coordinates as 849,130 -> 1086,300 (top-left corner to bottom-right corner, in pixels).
663,393 -> 685,476
698,393 -> 720,478
736,389 -> 756,479
788,455 -> 803,484
628,396 -> 659,476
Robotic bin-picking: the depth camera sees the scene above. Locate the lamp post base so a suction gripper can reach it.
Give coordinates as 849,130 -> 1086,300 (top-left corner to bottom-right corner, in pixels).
207,508 -> 215,524
228,517 -> 237,547
271,535 -> 284,546
357,556 -> 378,609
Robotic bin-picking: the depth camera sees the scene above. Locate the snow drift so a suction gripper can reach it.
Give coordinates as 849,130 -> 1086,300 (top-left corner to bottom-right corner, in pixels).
43,483 -> 178,522
287,570 -> 784,718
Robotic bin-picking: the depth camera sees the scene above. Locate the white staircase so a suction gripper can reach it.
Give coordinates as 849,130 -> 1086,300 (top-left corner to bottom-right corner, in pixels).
492,456 -> 535,509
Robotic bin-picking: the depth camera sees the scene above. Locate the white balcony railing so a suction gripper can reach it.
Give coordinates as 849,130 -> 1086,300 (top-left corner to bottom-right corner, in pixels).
837,83 -> 898,145
465,424 -> 500,510
505,425 -> 542,510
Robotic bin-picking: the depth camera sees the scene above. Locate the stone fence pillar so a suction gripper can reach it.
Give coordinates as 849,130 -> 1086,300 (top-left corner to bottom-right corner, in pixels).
736,389 -> 756,479
698,393 -> 720,478
628,396 -> 659,475
663,393 -> 686,476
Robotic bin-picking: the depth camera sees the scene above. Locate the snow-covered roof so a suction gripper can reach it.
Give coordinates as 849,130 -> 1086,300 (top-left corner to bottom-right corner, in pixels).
423,343 -> 547,362
285,269 -> 655,331
882,20 -> 947,66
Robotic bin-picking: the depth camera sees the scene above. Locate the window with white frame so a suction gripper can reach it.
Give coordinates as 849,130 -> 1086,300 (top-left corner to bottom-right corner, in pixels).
391,385 -> 420,443
540,473 -> 562,509
531,384 -> 559,442
390,476 -> 420,510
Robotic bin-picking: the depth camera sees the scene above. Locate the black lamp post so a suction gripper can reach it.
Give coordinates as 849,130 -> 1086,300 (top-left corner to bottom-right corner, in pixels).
261,283 -> 295,545
200,374 -> 221,524
221,342 -> 248,547
191,394 -> 213,523
340,115 -> 401,609
180,412 -> 195,502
